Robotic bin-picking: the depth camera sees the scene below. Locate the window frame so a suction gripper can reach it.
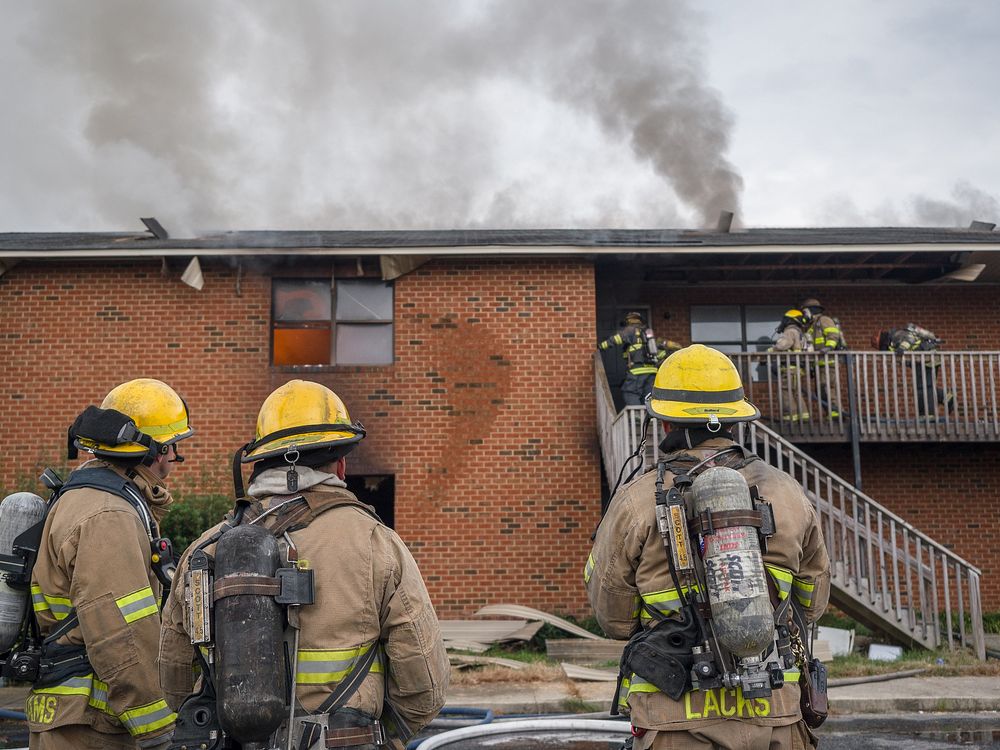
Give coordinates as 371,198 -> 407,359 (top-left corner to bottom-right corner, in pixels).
271,277 -> 395,368
689,304 -> 786,353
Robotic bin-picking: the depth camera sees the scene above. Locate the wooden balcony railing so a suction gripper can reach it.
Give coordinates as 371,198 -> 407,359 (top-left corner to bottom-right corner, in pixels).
730,351 -> 1000,442
592,353 -> 986,658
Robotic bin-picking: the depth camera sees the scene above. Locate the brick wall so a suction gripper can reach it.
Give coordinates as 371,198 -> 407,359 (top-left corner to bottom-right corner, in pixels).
0,258 -> 601,618
4,260 -> 999,616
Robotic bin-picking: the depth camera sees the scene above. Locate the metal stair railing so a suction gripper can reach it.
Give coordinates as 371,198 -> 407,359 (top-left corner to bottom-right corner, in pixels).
740,419 -> 985,659
730,350 -> 1000,443
594,352 -> 660,489
593,353 -> 986,658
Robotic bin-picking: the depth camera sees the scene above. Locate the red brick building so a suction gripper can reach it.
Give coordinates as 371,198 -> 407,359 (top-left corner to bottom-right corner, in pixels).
2,226 -> 999,626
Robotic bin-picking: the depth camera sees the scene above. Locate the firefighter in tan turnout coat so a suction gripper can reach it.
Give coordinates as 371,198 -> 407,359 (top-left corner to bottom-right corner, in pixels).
160,380 -> 448,749
586,346 -> 831,750
27,378 -> 193,749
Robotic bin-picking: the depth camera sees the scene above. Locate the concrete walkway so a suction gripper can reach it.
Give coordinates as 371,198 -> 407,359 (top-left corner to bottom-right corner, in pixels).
448,675 -> 1000,715
3,674 -> 998,717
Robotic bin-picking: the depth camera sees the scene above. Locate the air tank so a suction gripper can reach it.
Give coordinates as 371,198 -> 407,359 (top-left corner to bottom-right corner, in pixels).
0,492 -> 46,653
214,523 -> 286,746
689,467 -> 774,658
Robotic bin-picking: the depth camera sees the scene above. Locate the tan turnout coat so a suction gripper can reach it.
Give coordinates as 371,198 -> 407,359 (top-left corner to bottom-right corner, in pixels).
27,460 -> 175,746
159,483 -> 449,745
586,437 -> 830,732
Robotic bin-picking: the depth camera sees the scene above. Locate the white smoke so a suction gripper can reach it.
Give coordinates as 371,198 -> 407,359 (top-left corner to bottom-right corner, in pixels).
0,0 -> 741,233
818,182 -> 1000,228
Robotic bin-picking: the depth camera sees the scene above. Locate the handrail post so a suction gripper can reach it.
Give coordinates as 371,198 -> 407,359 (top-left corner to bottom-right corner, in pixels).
845,352 -> 863,490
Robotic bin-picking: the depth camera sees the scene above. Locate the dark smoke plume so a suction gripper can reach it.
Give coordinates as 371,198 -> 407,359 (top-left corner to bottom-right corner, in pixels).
1,0 -> 740,232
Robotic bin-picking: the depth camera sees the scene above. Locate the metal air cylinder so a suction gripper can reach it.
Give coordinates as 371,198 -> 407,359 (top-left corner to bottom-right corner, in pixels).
689,467 -> 774,658
214,523 -> 286,745
0,492 -> 46,652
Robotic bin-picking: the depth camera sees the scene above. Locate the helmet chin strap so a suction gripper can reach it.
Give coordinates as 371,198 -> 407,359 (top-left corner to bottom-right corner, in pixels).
706,415 -> 722,433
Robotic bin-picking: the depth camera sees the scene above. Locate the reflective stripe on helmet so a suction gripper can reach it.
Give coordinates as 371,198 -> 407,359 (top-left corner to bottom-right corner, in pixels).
651,386 -> 745,404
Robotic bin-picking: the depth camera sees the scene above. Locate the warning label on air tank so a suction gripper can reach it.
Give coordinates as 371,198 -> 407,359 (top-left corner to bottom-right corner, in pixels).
703,548 -> 766,603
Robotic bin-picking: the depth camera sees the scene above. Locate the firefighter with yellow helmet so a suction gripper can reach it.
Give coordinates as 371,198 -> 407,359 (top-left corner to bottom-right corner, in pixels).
159,380 -> 449,749
770,309 -> 810,423
586,346 -> 831,749
26,378 -> 193,749
599,312 -> 682,406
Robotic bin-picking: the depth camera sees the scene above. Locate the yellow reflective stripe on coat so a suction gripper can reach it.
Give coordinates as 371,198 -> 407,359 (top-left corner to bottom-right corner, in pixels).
30,585 -> 72,621
32,673 -> 115,716
119,699 -> 176,736
116,586 -> 158,624
639,585 -> 699,619
296,642 -> 384,685
643,569 -> 796,616
764,563 -> 814,606
584,553 -> 595,584
792,577 -> 816,607
629,365 -> 659,375
764,564 -> 793,600
624,670 -> 801,701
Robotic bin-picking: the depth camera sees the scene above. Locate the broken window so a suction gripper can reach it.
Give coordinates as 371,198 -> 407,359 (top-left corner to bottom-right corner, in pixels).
272,278 -> 393,366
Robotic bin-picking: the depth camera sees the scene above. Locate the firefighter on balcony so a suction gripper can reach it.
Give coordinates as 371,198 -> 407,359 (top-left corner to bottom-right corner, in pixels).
26,378 -> 192,750
586,345 -> 831,750
873,325 -> 954,418
800,298 -> 845,419
599,311 -> 681,406
769,309 -> 810,423
159,380 -> 449,750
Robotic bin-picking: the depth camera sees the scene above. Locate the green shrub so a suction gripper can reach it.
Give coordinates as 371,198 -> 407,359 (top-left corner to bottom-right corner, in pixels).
160,494 -> 233,553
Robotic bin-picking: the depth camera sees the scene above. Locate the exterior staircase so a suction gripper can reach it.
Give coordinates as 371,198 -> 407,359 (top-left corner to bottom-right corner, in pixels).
593,353 -> 987,659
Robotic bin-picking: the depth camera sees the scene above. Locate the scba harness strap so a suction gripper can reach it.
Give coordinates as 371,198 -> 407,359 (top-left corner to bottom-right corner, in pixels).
3,467 -> 173,687
174,492 -> 401,750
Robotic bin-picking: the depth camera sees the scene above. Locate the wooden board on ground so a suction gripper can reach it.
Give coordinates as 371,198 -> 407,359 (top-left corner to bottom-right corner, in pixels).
812,640 -> 834,663
546,638 -> 625,665
476,604 -> 603,640
450,654 -> 528,670
440,619 -> 541,644
561,663 -> 618,681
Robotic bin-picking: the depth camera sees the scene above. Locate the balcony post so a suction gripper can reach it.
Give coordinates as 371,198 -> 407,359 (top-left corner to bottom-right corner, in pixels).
845,352 -> 863,490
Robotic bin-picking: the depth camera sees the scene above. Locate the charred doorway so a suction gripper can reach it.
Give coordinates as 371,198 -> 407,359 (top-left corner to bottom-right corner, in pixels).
345,475 -> 395,528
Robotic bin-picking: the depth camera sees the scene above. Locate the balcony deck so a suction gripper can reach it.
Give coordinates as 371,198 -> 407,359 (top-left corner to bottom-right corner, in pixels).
729,351 -> 1000,443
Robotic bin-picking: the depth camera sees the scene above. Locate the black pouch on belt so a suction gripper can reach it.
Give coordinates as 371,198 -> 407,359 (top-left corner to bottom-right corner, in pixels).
618,607 -> 699,702
799,657 -> 828,728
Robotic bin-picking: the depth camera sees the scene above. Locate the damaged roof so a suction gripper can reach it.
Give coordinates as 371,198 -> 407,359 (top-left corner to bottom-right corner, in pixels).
0,226 -> 999,255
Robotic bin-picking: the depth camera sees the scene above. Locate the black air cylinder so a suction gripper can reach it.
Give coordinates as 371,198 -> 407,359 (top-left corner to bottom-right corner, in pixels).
214,523 -> 286,744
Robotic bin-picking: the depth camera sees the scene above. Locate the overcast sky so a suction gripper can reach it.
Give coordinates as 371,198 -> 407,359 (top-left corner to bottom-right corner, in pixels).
1,1 -> 997,233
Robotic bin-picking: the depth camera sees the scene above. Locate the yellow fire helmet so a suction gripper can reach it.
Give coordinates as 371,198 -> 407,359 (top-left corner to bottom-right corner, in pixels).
646,344 -> 760,425
73,378 -> 194,458
242,379 -> 365,463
